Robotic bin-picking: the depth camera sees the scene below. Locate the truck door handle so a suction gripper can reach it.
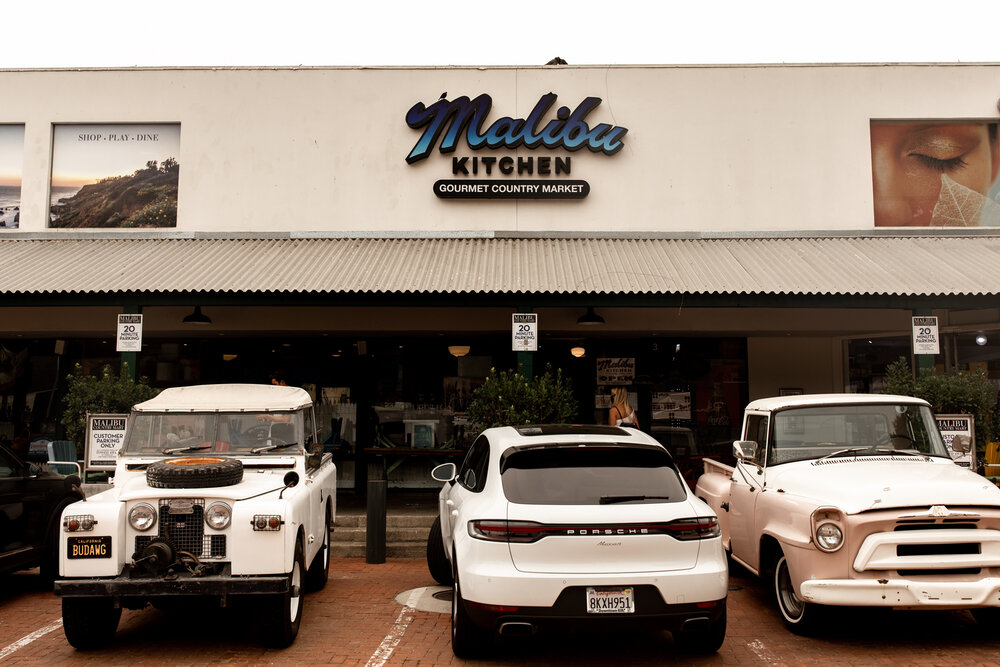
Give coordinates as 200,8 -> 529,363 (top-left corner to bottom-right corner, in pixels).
720,502 -> 729,512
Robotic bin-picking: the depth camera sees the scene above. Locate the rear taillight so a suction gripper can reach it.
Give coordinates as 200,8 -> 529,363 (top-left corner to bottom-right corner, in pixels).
468,516 -> 721,542
469,520 -> 547,543
663,516 -> 721,540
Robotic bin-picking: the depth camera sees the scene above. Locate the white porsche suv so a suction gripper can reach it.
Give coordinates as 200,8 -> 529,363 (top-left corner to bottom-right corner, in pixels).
427,424 -> 728,657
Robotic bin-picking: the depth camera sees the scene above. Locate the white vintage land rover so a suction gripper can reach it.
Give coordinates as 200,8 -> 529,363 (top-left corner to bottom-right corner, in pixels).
53,384 -> 336,649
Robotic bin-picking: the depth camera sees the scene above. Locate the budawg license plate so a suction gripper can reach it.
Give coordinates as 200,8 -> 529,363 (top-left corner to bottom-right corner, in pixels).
67,535 -> 112,559
586,586 -> 635,614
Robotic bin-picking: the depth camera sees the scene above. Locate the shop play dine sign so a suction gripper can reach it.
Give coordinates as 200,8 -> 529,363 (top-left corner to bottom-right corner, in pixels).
405,92 -> 627,200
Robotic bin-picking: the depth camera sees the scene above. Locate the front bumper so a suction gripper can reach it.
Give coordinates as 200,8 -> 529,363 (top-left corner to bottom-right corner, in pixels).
800,577 -> 1000,608
54,565 -> 289,599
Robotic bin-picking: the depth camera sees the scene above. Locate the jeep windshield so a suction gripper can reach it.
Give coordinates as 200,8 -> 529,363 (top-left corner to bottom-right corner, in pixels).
768,403 -> 950,465
122,412 -> 303,456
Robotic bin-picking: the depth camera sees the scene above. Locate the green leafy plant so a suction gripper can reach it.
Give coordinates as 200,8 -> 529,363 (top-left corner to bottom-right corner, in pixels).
61,363 -> 158,456
883,356 -> 998,458
467,364 -> 577,430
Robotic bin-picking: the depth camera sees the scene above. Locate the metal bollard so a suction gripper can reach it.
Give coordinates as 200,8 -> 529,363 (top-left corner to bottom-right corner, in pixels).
366,467 -> 387,564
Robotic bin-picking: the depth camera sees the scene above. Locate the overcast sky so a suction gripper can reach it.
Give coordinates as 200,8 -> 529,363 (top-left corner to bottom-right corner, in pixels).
6,0 -> 999,68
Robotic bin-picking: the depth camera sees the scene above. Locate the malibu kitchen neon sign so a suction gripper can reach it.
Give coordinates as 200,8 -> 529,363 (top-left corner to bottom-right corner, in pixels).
405,92 -> 627,200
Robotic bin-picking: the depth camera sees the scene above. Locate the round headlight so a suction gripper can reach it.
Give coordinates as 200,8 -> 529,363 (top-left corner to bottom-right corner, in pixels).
815,522 -> 844,552
129,503 -> 157,532
205,502 -> 232,530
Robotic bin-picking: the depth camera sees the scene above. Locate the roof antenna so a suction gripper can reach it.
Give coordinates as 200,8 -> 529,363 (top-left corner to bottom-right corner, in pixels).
545,57 -> 568,65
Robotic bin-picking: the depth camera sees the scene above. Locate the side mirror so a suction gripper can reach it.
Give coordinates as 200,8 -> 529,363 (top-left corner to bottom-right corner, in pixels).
431,462 -> 456,482
951,434 -> 972,454
733,440 -> 758,461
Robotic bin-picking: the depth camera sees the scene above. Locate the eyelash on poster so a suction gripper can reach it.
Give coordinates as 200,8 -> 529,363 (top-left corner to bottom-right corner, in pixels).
912,154 -> 968,172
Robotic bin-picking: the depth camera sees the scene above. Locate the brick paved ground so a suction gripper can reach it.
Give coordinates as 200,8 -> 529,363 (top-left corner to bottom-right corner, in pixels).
3,559 -> 1000,665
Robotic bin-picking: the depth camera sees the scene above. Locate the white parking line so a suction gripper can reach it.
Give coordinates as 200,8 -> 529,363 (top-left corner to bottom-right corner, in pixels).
0,619 -> 63,662
365,588 -> 423,667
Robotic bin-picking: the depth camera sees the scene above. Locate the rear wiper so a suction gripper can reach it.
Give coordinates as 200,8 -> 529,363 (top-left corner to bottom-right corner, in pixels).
163,444 -> 211,455
599,495 -> 672,505
250,441 -> 299,454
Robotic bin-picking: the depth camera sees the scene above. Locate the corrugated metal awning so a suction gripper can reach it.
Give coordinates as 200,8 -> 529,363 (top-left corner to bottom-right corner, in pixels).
2,234 -> 1000,297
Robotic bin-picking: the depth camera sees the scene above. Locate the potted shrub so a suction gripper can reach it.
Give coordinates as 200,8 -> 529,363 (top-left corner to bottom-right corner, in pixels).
61,363 -> 158,459
467,364 -> 577,429
883,357 -> 998,468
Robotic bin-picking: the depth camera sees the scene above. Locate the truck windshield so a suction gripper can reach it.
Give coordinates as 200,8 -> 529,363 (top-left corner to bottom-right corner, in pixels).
768,403 -> 950,464
123,412 -> 301,456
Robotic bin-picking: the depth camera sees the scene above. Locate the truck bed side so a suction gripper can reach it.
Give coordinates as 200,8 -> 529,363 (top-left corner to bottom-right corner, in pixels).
694,459 -> 734,550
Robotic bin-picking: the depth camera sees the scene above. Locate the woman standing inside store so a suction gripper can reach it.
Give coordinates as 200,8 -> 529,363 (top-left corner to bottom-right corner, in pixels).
608,387 -> 639,430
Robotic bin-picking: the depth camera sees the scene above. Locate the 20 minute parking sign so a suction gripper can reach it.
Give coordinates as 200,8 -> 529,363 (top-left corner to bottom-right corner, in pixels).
912,316 -> 940,355
512,313 -> 538,351
116,314 -> 143,352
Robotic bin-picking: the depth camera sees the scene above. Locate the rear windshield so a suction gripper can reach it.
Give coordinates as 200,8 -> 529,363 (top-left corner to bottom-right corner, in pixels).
500,445 -> 686,505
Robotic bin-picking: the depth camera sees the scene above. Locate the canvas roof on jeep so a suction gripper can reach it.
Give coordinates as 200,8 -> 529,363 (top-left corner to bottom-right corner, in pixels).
133,384 -> 313,413
745,393 -> 931,413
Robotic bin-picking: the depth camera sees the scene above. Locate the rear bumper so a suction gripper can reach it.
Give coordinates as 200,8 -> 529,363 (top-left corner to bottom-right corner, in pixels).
54,566 -> 288,599
800,577 -> 1000,608
458,545 -> 728,609
464,586 -> 725,633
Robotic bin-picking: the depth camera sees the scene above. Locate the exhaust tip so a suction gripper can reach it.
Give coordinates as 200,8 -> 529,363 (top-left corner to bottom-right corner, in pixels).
498,621 -> 536,636
680,616 -> 711,632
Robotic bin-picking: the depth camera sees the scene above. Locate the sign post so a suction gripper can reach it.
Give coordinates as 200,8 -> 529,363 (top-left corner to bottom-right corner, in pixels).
512,313 -> 537,379
117,311 -> 142,381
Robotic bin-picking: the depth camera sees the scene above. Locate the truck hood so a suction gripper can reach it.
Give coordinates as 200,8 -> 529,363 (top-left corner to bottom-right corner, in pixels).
116,470 -> 293,502
765,457 -> 1000,514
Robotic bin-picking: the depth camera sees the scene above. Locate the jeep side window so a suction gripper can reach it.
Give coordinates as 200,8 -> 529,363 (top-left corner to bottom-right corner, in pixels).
744,414 -> 769,466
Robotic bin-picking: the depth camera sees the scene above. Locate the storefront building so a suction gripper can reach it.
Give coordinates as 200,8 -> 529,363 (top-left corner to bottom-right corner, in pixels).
1,64 -> 999,487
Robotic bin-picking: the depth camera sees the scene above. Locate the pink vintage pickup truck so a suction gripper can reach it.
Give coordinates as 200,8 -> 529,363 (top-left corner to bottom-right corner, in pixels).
695,393 -> 1000,634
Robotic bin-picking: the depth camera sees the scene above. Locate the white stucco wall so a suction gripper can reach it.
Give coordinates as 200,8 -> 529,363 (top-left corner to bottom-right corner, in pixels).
1,64 -> 997,234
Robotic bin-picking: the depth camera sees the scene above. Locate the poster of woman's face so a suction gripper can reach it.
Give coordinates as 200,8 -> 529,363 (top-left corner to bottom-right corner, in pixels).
871,120 -> 1000,227
50,123 -> 180,228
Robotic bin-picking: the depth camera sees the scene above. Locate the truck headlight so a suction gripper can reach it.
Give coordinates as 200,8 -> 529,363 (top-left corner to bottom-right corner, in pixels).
128,503 -> 157,531
205,502 -> 232,530
815,522 -> 844,552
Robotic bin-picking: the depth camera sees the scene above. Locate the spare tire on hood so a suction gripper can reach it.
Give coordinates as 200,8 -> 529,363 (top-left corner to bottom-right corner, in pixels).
146,457 -> 243,489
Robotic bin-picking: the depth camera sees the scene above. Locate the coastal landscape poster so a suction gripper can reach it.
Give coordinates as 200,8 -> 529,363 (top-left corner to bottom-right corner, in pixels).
0,125 -> 24,229
50,123 -> 180,228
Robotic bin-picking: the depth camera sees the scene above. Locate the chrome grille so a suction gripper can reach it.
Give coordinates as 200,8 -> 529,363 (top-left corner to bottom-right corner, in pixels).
133,498 -> 226,559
